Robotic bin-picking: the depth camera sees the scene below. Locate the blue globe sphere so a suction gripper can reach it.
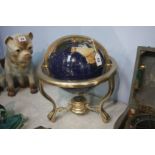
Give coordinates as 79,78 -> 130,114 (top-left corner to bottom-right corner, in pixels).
48,40 -> 105,80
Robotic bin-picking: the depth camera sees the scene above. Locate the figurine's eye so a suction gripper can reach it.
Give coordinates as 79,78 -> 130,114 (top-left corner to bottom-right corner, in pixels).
16,49 -> 21,53
28,46 -> 32,50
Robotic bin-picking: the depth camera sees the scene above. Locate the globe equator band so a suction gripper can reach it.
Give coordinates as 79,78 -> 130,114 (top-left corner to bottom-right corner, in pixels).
37,56 -> 117,89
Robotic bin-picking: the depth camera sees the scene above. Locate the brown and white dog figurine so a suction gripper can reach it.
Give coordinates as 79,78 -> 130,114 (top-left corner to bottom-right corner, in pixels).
5,32 -> 38,96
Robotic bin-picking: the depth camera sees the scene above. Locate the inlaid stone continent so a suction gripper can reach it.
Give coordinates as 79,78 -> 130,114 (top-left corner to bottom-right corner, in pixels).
48,39 -> 106,80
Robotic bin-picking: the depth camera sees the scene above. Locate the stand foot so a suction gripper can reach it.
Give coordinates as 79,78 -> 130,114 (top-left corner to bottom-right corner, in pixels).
47,110 -> 57,122
100,108 -> 111,123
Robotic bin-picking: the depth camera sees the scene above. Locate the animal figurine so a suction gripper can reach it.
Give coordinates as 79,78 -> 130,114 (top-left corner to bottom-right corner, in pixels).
5,32 -> 38,96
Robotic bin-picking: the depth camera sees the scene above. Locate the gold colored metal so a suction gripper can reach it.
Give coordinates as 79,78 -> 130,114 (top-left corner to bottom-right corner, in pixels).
37,35 -> 117,123
100,75 -> 115,122
38,56 -> 116,89
39,80 -> 57,122
39,80 -> 71,122
70,96 -> 88,114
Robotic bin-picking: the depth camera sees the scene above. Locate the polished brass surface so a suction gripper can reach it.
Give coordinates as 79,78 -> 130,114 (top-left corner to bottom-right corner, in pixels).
39,80 -> 57,122
38,35 -> 117,123
70,96 -> 88,114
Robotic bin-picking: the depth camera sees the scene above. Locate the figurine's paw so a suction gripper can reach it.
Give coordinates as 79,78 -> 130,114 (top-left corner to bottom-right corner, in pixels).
8,88 -> 16,97
30,84 -> 38,94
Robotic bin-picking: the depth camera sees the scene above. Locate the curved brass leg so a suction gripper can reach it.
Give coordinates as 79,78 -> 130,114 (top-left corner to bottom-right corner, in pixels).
99,75 -> 115,123
85,75 -> 115,123
39,80 -> 57,122
100,108 -> 111,123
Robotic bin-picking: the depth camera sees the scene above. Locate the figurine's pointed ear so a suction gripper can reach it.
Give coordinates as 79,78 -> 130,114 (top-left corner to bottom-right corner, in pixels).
28,32 -> 33,40
5,36 -> 13,44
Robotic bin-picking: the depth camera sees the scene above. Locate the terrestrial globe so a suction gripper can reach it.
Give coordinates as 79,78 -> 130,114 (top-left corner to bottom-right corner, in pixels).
38,35 -> 117,123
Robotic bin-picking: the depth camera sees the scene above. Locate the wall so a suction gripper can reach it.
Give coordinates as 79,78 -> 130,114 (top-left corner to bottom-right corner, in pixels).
0,26 -> 155,103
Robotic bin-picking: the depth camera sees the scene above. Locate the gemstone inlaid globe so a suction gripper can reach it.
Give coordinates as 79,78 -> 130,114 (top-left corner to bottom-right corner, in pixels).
48,39 -> 105,80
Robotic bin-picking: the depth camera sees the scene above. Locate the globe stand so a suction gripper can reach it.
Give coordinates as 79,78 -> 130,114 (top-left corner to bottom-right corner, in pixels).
37,35 -> 117,123
38,73 -> 115,123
